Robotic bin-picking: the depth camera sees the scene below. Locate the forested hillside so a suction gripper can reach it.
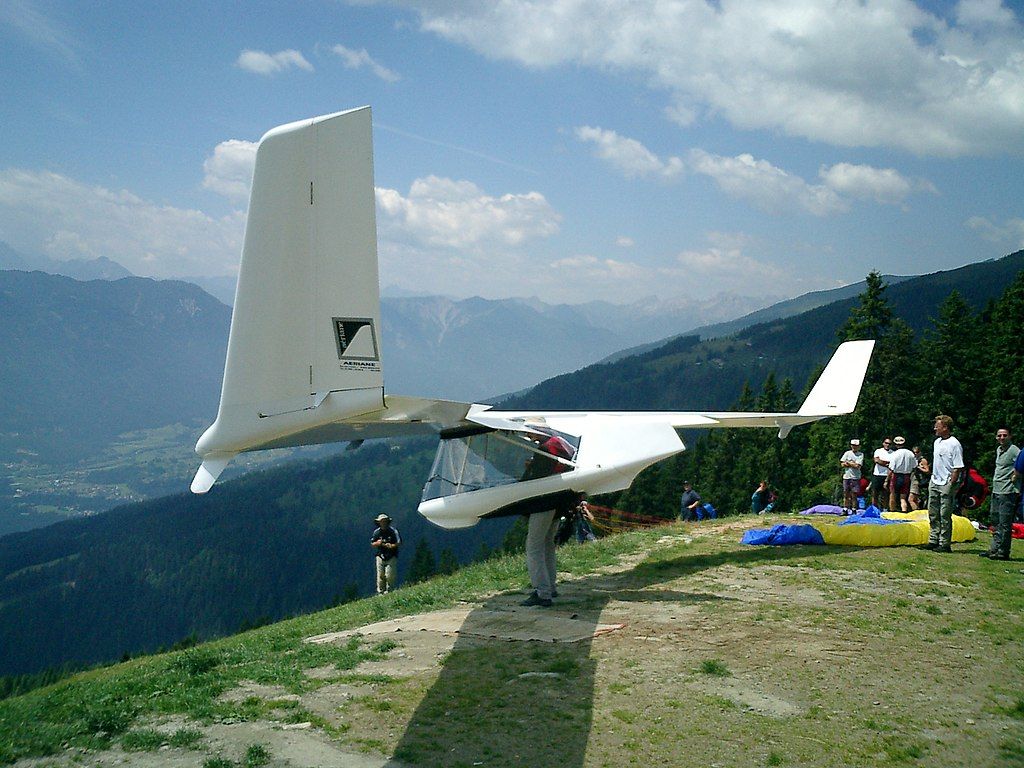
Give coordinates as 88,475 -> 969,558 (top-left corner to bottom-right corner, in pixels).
506,250 -> 1024,413
0,440 -> 512,676
599,272 -> 914,362
617,262 -> 1024,521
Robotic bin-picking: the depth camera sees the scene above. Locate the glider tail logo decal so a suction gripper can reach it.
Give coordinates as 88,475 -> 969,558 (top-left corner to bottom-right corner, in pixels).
332,317 -> 380,368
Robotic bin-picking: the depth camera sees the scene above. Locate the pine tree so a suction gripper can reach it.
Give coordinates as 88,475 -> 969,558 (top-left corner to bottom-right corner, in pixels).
799,272 -> 918,506
920,291 -> 986,453
977,269 -> 1024,448
437,548 -> 459,576
407,539 -> 437,584
501,517 -> 528,553
838,270 -> 892,342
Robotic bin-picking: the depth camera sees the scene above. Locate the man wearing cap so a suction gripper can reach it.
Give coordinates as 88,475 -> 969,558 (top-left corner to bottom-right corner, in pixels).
887,436 -> 917,513
909,446 -> 930,510
370,514 -> 401,594
871,437 -> 894,510
679,481 -> 702,522
840,439 -> 864,510
982,427 -> 1020,561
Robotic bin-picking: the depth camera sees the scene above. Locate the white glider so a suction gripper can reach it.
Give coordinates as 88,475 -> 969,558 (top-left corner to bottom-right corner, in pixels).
192,107 -> 874,529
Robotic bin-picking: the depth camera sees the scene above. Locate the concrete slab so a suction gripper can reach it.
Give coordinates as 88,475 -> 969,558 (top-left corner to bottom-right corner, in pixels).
307,606 -> 625,645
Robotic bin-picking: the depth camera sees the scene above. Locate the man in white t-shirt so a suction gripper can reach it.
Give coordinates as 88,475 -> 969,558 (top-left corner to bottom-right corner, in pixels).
924,415 -> 964,553
887,436 -> 917,512
839,439 -> 864,510
871,438 -> 893,510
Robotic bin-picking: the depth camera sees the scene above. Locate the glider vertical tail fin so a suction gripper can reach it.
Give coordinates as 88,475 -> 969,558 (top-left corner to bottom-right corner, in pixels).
796,339 -> 875,418
193,107 -> 385,489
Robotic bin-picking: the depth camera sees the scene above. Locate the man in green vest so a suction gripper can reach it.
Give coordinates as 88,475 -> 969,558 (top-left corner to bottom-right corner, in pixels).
981,427 -> 1020,561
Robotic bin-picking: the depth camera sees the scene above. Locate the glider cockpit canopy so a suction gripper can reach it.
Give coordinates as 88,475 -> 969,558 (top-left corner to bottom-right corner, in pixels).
422,422 -> 581,505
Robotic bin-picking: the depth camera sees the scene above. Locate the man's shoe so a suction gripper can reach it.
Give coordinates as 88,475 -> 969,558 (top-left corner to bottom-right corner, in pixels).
979,551 -> 993,558
520,592 -> 552,607
936,545 -> 952,553
990,553 -> 1010,561
920,542 -> 938,550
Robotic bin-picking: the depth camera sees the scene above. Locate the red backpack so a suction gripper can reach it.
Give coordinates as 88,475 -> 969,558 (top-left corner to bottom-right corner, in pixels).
956,466 -> 989,510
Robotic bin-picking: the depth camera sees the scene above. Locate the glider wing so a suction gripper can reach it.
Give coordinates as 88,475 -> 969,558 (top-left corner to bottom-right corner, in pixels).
474,339 -> 874,437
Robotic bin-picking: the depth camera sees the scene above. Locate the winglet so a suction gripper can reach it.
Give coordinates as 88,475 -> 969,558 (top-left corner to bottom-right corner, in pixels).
797,339 -> 875,417
190,454 -> 236,494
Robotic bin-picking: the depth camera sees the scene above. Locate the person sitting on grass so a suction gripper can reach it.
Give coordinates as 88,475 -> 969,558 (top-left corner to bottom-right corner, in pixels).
751,481 -> 777,515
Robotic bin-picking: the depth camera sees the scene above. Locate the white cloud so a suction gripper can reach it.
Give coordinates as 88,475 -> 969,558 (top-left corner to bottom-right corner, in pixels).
0,169 -> 244,277
540,232 -> 803,302
373,176 -> 562,300
394,0 -> 1024,156
550,254 -> 645,280
615,236 -> 635,248
818,163 -> 937,204
236,48 -> 313,75
0,0 -> 79,64
574,126 -> 683,180
967,215 -> 1024,248
675,245 -> 784,283
375,175 -> 560,249
689,149 -> 847,216
202,140 -> 258,201
330,44 -> 400,82
956,0 -> 1018,29
573,125 -> 935,212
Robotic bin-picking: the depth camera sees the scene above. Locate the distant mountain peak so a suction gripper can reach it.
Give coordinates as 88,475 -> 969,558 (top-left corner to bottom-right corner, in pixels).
0,241 -> 133,281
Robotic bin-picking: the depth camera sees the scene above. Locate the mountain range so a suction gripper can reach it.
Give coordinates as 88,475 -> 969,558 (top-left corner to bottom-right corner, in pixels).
0,241 -> 786,537
599,273 -> 915,362
505,251 -> 1024,413
0,270 -> 230,463
0,242 -> 133,281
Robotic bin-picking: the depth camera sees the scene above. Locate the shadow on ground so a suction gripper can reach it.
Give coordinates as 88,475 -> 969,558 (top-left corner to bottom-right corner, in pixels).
385,540 -> 824,767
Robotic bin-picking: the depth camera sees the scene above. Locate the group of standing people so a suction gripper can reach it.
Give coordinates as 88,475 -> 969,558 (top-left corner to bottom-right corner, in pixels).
839,416 -> 1022,557
841,436 -> 931,513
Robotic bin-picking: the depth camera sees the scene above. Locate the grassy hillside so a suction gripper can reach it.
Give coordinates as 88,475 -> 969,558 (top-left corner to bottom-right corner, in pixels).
0,440 -> 512,677
2,519 -> 1021,767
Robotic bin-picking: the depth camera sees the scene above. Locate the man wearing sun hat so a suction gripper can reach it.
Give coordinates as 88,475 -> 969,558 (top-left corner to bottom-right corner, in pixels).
840,439 -> 864,510
370,513 -> 401,594
888,436 -> 917,512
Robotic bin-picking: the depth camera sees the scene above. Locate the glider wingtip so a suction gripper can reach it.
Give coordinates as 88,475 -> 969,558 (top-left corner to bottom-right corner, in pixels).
190,475 -> 213,494
190,455 -> 235,494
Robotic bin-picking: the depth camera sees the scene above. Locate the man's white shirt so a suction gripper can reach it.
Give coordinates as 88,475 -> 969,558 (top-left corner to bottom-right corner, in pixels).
931,436 -> 964,486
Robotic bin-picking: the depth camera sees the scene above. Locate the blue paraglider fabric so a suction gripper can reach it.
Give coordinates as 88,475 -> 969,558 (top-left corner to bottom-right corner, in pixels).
838,506 -> 903,526
741,524 -> 825,546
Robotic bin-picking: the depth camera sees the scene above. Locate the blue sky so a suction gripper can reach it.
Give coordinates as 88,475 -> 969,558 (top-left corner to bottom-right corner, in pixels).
1,0 -> 1022,304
